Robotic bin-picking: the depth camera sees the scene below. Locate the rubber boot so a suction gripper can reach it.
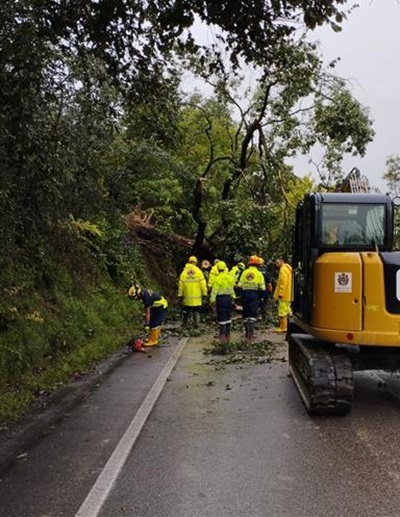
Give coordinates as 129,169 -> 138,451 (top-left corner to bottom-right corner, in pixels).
146,327 -> 159,347
247,322 -> 256,342
145,324 -> 161,343
225,323 -> 231,343
194,311 -> 200,328
219,324 -> 226,343
182,311 -> 189,327
274,316 -> 287,334
274,317 -> 284,332
244,321 -> 249,340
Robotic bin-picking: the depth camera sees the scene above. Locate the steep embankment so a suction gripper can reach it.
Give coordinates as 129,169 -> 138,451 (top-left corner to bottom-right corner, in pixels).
0,219 -> 195,425
131,224 -> 194,302
126,218 -> 210,302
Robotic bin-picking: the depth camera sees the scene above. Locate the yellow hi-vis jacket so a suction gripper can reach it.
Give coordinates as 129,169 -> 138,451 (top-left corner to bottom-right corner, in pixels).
238,266 -> 266,291
229,265 -> 243,285
208,263 -> 220,290
274,263 -> 293,302
178,263 -> 207,307
210,271 -> 235,304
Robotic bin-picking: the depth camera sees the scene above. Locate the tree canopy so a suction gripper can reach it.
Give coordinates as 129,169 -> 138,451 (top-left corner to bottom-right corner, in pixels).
0,0 -> 379,411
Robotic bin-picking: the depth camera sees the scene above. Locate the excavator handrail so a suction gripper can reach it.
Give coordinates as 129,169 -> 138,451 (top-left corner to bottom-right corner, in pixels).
338,167 -> 370,194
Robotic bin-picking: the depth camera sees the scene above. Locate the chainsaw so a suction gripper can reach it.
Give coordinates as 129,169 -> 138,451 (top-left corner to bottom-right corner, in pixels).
126,337 -> 146,353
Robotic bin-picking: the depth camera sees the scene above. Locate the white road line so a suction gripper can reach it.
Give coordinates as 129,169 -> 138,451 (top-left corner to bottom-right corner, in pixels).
75,337 -> 188,517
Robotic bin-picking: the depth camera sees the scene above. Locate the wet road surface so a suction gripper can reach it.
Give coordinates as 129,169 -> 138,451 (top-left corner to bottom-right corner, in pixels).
1,326 -> 400,516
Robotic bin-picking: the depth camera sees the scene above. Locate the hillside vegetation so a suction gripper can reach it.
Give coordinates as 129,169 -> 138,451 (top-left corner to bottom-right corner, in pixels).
0,1 -> 376,424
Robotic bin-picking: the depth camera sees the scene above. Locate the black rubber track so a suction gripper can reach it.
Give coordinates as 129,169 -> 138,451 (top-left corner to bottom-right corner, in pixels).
288,334 -> 354,415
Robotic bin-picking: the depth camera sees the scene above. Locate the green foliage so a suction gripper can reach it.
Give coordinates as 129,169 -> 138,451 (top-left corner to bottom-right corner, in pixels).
170,36 -> 374,255
0,0 -> 372,424
383,155 -> 400,196
383,155 -> 400,250
0,272 -> 140,424
125,72 -> 182,148
213,199 -> 278,259
312,82 -> 375,188
105,136 -> 193,234
3,1 -> 349,79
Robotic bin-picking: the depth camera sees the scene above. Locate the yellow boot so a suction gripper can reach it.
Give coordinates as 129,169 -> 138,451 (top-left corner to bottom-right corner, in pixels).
144,329 -> 157,343
274,316 -> 287,333
145,327 -> 159,347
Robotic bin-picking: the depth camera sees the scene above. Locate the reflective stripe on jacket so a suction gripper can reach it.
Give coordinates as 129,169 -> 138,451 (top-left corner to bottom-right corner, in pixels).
210,271 -> 235,304
142,289 -> 168,309
229,265 -> 243,285
238,266 -> 266,291
178,263 -> 207,306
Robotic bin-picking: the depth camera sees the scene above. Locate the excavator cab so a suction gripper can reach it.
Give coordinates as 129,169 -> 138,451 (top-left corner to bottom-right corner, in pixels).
292,192 -> 394,328
288,191 -> 400,415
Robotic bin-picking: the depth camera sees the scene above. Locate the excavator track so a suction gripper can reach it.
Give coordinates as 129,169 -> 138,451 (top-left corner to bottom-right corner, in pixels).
288,334 -> 354,415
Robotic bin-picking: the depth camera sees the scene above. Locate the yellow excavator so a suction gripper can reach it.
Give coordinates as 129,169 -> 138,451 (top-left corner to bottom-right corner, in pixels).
288,168 -> 400,414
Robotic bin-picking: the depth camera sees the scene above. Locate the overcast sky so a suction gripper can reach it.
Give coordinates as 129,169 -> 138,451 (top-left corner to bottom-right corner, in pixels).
186,2 -> 399,191
309,1 -> 400,191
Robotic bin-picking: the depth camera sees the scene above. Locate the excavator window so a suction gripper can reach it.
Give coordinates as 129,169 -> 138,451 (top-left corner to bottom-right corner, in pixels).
319,203 -> 386,248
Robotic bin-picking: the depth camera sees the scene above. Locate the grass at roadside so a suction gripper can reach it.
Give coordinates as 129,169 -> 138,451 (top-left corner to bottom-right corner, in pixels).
0,285 -> 140,427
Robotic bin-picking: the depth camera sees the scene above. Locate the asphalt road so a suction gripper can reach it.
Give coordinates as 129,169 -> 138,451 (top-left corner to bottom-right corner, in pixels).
2,325 -> 400,517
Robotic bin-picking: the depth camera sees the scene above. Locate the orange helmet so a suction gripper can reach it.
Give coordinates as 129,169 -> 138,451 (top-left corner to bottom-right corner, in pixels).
248,255 -> 260,265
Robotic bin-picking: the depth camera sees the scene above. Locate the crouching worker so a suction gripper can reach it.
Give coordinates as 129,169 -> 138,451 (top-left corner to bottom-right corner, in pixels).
128,284 -> 168,347
210,261 -> 235,343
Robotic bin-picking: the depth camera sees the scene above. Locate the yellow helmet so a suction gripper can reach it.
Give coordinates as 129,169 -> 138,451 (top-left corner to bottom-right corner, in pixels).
188,256 -> 198,264
237,261 -> 245,270
128,284 -> 142,299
